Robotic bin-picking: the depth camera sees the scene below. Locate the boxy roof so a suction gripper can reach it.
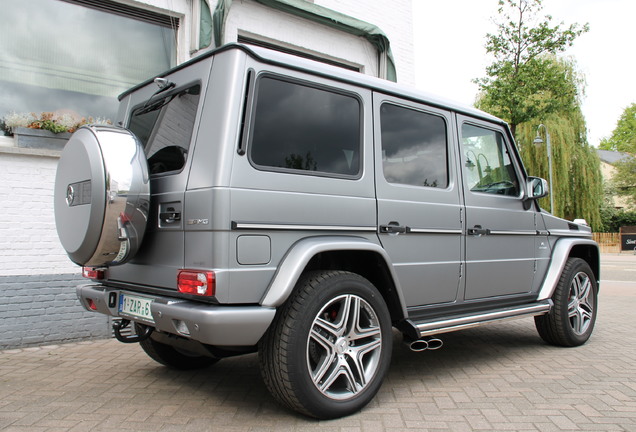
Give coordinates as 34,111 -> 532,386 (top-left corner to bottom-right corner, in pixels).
120,43 -> 505,128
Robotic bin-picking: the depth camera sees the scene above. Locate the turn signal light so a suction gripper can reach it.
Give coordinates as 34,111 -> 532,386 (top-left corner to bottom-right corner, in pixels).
82,267 -> 105,280
178,270 -> 215,296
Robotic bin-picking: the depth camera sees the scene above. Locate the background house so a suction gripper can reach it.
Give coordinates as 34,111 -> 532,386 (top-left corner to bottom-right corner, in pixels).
0,0 -> 414,348
596,149 -> 632,210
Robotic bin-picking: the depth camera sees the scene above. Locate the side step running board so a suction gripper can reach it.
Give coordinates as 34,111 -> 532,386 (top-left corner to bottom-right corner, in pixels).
411,300 -> 552,338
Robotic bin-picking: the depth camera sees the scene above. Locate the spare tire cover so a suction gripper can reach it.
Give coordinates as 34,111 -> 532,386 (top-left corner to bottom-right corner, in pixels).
54,125 -> 150,267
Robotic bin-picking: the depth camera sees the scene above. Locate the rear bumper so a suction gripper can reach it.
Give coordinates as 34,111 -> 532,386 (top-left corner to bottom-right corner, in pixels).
77,284 -> 276,346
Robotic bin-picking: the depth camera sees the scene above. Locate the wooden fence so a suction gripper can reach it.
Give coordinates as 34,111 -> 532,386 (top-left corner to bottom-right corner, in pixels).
592,232 -> 621,253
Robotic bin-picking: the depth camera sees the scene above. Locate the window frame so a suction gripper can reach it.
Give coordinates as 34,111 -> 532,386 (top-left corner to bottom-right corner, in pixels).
245,72 -> 364,180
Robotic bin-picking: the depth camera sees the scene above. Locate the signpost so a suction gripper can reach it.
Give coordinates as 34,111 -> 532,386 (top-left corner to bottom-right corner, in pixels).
620,226 -> 636,252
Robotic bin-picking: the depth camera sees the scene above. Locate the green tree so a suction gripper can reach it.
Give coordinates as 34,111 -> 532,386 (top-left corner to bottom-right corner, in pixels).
474,0 -> 589,136
599,103 -> 636,153
612,155 -> 636,207
515,94 -> 603,230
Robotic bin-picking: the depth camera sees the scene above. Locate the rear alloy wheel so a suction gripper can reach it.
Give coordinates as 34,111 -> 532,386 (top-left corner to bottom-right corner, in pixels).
535,257 -> 598,347
259,271 -> 392,419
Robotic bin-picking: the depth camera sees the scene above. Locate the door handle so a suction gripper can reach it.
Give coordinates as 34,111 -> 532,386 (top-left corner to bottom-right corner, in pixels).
159,211 -> 181,224
467,225 -> 489,236
380,222 -> 409,234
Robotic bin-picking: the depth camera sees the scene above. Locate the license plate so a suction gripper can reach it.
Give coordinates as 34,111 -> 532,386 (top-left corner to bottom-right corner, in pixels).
119,293 -> 154,323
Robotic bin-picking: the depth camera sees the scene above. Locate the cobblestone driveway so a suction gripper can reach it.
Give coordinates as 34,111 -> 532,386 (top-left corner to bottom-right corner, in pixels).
1,277 -> 635,431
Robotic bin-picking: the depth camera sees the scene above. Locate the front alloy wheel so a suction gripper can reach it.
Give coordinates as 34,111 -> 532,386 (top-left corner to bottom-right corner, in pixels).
535,257 -> 598,347
567,270 -> 594,336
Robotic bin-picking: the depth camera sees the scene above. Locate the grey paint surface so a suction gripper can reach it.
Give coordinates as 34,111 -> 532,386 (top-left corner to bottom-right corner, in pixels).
59,44 -> 598,350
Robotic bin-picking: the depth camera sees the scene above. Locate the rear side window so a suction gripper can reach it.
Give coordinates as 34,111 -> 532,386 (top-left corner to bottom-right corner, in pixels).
380,103 -> 448,188
249,77 -> 361,177
128,84 -> 201,175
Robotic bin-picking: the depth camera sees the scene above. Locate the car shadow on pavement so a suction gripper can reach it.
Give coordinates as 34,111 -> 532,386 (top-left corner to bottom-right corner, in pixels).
134,318 -> 549,420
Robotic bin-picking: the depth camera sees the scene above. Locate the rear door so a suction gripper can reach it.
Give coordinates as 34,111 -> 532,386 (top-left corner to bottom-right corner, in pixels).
457,116 -> 537,300
374,95 -> 463,307
108,59 -> 211,289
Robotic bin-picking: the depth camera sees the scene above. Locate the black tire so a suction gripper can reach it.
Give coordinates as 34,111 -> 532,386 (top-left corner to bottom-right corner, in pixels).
138,332 -> 219,370
535,257 -> 598,347
259,271 -> 392,419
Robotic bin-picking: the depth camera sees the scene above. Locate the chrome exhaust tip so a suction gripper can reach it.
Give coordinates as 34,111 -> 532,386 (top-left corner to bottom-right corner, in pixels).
405,336 -> 443,352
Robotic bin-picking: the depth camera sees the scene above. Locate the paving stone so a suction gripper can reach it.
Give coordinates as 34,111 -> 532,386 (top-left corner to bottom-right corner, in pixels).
1,266 -> 636,431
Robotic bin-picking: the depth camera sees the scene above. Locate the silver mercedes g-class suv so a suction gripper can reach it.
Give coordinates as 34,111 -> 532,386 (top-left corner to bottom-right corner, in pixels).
54,43 -> 599,419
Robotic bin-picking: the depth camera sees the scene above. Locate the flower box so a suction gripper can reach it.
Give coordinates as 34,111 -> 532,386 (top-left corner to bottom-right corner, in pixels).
13,127 -> 72,151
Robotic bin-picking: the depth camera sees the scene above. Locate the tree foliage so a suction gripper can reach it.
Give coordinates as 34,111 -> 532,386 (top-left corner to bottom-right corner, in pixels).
474,0 -> 603,230
474,0 -> 589,136
599,103 -> 636,153
599,207 -> 636,233
611,155 -> 636,207
516,97 -> 603,230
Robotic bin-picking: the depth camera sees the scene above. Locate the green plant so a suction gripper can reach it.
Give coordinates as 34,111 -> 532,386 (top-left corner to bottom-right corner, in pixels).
0,118 -> 10,136
2,111 -> 111,135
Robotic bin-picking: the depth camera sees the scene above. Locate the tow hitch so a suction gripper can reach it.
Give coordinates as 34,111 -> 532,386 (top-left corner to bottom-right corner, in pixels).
113,319 -> 153,343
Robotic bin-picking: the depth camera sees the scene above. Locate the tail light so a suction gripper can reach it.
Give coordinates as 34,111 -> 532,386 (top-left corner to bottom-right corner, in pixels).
178,270 -> 215,296
82,267 -> 105,280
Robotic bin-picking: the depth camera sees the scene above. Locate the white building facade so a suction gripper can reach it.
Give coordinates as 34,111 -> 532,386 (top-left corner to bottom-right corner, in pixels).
0,0 -> 414,348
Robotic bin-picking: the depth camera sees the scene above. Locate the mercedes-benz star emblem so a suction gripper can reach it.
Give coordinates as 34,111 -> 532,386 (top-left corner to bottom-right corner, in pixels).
66,185 -> 75,206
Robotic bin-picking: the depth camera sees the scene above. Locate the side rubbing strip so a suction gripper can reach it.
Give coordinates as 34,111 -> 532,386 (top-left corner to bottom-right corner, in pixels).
232,222 -> 376,232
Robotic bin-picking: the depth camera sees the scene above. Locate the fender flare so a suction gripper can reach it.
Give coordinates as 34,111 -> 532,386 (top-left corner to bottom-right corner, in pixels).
537,237 -> 600,301
259,235 -> 408,317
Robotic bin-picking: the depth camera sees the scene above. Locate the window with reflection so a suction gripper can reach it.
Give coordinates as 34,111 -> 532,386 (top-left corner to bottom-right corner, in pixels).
249,77 -> 361,177
380,103 -> 448,188
0,0 -> 177,122
129,85 -> 201,175
461,124 -> 520,196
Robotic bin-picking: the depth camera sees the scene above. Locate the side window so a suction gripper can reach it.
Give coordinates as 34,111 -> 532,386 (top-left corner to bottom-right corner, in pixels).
249,77 -> 361,176
128,85 -> 201,175
380,103 -> 448,188
460,123 -> 520,196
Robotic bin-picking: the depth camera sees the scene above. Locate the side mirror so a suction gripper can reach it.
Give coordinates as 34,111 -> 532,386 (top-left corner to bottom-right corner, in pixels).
523,177 -> 548,209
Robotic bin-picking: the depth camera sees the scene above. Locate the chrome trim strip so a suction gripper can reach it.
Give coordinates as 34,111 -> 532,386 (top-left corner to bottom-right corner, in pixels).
409,228 -> 463,235
232,222 -> 377,232
415,301 -> 552,337
548,230 -> 593,238
488,230 -> 538,236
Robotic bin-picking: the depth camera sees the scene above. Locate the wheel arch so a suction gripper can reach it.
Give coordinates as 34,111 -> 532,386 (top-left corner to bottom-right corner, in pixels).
537,238 -> 600,301
259,236 -> 407,321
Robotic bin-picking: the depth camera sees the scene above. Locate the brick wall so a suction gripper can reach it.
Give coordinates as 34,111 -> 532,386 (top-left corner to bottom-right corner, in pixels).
0,274 -> 109,349
0,146 -> 109,349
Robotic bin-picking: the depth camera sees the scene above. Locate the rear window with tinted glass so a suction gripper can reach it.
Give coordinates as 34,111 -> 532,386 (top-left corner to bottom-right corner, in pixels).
249,77 -> 361,177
